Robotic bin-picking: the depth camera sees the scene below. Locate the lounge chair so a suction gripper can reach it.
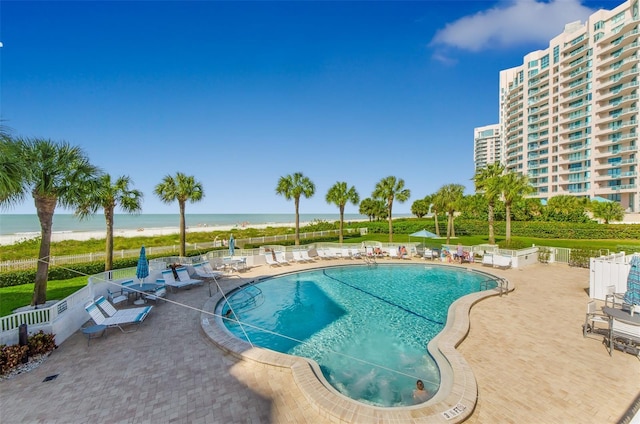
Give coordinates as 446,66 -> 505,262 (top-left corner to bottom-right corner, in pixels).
264,253 -> 281,267
300,250 -> 315,262
161,269 -> 193,292
350,248 -> 362,259
175,267 -> 203,287
341,248 -> 352,259
482,254 -> 494,266
423,249 -> 436,260
389,248 -> 399,259
583,301 -> 609,337
275,251 -> 290,265
292,250 -> 309,263
193,262 -> 225,279
85,298 -> 152,333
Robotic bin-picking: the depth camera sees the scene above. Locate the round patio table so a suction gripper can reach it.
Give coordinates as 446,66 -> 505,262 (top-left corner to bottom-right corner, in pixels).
123,283 -> 160,305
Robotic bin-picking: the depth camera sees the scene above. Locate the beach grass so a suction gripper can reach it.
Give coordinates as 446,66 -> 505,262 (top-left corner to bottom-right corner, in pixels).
0,275 -> 89,317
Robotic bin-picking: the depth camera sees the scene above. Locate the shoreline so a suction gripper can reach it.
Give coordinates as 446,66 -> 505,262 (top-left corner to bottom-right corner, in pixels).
0,221 -> 305,246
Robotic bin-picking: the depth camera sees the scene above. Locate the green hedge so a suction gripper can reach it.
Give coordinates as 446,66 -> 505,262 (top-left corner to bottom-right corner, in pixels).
349,219 -> 640,240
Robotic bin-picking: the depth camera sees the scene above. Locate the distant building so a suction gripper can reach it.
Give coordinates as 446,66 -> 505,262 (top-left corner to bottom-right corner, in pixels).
480,0 -> 639,212
473,124 -> 502,170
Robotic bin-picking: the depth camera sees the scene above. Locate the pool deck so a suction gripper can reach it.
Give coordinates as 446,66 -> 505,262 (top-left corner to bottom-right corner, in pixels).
1,258 -> 638,423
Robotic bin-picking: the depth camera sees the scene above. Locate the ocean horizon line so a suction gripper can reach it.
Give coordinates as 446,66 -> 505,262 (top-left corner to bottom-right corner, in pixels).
0,213 -> 413,237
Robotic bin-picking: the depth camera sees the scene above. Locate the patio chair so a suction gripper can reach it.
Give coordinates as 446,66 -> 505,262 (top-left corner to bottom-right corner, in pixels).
160,269 -> 192,292
605,285 -> 626,308
144,284 -> 167,304
85,299 -> 152,333
583,300 -> 609,337
95,296 -> 152,318
107,287 -> 128,306
292,250 -> 308,263
350,248 -> 362,259
175,267 -> 203,287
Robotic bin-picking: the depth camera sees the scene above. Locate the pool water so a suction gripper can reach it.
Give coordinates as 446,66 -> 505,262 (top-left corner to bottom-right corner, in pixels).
219,264 -> 496,407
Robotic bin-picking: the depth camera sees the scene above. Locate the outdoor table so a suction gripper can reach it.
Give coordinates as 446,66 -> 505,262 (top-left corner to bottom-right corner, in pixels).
82,324 -> 106,346
602,306 -> 640,356
223,257 -> 247,272
123,282 -> 160,305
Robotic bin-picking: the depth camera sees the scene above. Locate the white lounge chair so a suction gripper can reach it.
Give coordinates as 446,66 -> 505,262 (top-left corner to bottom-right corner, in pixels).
275,251 -> 290,265
264,253 -> 281,267
193,263 -> 225,279
161,269 -> 193,292
86,297 -> 152,333
300,250 -> 315,261
481,254 -> 494,267
176,267 -> 203,287
292,250 -> 308,263
350,248 -> 362,259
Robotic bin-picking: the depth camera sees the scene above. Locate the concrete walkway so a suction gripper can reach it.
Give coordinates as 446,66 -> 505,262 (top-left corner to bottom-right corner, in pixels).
0,260 -> 638,423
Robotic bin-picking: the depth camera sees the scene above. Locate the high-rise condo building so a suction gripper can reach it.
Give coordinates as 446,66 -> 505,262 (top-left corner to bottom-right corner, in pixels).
498,0 -> 638,212
474,124 -> 502,170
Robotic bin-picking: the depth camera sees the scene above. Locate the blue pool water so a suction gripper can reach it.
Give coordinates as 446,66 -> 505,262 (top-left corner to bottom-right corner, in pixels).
219,264 -> 497,407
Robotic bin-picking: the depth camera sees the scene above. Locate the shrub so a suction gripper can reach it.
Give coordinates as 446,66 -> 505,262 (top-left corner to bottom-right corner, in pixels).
0,345 -> 29,375
0,331 -> 56,376
28,331 -> 57,356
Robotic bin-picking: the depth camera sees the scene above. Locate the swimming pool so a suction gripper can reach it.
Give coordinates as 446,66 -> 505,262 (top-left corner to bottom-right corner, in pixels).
217,264 -> 498,407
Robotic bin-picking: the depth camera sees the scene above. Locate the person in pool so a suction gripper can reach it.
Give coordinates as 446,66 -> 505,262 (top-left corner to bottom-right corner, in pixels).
413,379 -> 430,403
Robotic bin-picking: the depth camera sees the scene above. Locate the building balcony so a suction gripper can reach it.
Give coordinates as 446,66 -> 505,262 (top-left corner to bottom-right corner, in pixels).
598,44 -> 639,67
596,80 -> 639,96
596,55 -> 638,77
596,28 -> 639,57
595,106 -> 638,121
597,94 -> 638,110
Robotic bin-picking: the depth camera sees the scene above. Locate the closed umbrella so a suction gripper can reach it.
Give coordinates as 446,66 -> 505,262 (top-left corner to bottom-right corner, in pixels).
229,234 -> 235,257
623,255 -> 640,312
136,245 -> 149,286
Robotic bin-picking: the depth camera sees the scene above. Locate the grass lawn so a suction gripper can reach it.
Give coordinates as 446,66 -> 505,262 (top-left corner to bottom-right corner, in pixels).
0,276 -> 89,317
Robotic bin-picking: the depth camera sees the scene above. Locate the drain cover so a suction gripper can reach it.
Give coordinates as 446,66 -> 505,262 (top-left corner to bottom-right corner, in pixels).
42,374 -> 59,382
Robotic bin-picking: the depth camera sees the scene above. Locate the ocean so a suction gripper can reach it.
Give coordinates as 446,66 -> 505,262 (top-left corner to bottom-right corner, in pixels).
0,213 -> 388,236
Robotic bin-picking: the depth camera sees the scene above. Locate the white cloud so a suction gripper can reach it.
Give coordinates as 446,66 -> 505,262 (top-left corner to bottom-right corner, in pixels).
430,0 -> 596,52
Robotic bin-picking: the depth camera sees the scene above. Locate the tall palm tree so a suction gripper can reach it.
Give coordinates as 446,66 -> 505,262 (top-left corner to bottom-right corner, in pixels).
473,162 -> 505,244
436,184 -> 465,244
0,138 -> 101,305
77,174 -> 144,271
501,172 -> 533,244
372,176 -> 411,242
325,181 -> 360,243
154,172 -> 204,257
0,131 -> 24,204
275,172 -> 315,245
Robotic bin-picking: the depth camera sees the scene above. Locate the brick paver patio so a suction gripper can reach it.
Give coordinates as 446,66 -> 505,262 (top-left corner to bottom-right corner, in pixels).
0,260 -> 638,423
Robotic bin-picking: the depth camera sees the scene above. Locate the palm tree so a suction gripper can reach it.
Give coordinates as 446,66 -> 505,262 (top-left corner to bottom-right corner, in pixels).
0,137 -> 101,305
427,193 -> 442,237
591,200 -> 625,224
0,130 -> 24,204
501,172 -> 533,243
436,184 -> 465,244
473,162 -> 504,245
154,172 -> 204,257
275,172 -> 315,245
372,176 -> 411,242
325,181 -> 360,243
77,174 -> 143,271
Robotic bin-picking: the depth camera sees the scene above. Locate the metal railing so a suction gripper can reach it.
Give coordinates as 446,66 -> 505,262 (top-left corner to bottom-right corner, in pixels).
0,229 -> 345,272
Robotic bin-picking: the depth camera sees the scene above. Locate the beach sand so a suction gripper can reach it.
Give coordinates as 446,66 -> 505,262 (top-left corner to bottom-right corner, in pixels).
0,221 -> 303,246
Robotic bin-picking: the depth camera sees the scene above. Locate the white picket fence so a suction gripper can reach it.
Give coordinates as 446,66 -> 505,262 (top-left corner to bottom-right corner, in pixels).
0,229 -> 345,272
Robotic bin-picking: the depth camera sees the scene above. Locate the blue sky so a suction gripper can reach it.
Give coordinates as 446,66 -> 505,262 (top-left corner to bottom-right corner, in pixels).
1,0 -> 618,215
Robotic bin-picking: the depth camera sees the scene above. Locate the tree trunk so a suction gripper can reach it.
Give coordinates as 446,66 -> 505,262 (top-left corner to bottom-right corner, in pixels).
488,202 -> 495,245
179,200 -> 186,257
506,203 -> 512,244
294,197 -> 300,246
434,211 -> 440,237
446,213 -> 453,244
388,201 -> 393,242
105,205 -> 114,271
32,194 -> 57,306
339,205 -> 345,243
